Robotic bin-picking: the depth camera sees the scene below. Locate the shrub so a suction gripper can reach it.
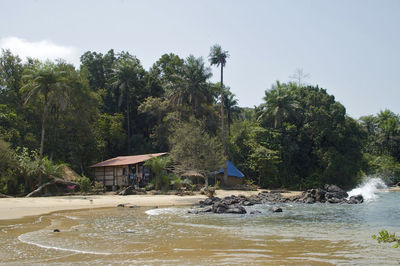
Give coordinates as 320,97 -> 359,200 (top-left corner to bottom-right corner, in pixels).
77,176 -> 92,193
145,183 -> 154,191
170,175 -> 182,190
93,181 -> 105,192
372,230 -> 400,248
181,178 -> 193,190
215,180 -> 221,190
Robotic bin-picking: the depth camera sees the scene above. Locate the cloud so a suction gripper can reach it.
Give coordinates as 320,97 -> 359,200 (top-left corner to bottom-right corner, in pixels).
0,36 -> 79,65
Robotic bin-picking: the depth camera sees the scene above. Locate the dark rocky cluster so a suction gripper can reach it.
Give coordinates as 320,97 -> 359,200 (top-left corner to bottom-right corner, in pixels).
189,184 -> 364,215
294,184 -> 363,204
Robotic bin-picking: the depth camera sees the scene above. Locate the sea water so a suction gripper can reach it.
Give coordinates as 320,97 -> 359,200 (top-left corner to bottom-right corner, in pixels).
0,178 -> 399,265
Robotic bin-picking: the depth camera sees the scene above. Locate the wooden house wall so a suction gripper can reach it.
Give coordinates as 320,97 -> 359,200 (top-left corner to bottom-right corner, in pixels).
94,167 -> 114,186
94,166 -> 129,187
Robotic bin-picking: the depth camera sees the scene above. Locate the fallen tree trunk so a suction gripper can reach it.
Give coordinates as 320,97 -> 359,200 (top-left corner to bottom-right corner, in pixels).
25,178 -> 78,197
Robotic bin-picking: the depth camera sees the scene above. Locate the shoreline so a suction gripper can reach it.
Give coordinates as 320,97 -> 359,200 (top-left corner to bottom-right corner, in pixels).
4,187 -> 397,221
0,189 -> 281,221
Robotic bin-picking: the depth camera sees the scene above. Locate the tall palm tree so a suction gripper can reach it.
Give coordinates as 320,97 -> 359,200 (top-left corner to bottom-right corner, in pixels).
21,62 -> 67,158
167,55 -> 212,117
209,44 -> 229,184
112,55 -> 141,154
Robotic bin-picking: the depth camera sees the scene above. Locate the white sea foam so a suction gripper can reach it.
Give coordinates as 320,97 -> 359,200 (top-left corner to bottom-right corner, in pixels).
347,177 -> 387,201
18,233 -> 113,255
145,207 -> 181,216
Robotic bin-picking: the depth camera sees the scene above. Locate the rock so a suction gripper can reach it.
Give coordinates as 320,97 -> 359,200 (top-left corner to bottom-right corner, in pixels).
128,205 -> 139,208
199,206 -> 213,213
215,207 -> 227,213
53,229 -> 60,232
242,201 -> 253,206
305,197 -> 316,204
327,197 -> 342,204
225,206 -> 247,214
315,188 -> 326,202
202,198 -> 214,205
117,204 -> 125,207
272,207 -> 283,212
250,210 -> 261,215
324,184 -> 348,199
348,194 -> 364,204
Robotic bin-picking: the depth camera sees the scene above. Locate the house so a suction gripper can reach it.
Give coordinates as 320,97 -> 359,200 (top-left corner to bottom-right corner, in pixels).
90,153 -> 167,189
212,160 -> 245,186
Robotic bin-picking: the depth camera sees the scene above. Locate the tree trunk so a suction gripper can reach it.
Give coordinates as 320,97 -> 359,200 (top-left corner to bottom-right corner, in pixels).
228,110 -> 231,136
126,84 -> 131,155
39,94 -> 48,159
220,65 -> 228,185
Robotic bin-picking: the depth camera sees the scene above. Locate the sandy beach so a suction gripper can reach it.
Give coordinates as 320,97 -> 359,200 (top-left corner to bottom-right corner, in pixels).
0,189 -> 299,220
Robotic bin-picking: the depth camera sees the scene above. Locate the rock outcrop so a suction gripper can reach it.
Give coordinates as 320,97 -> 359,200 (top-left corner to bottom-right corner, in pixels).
190,184 -> 363,215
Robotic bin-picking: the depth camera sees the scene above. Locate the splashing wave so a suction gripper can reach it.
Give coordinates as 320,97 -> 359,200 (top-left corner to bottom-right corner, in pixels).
347,177 -> 387,201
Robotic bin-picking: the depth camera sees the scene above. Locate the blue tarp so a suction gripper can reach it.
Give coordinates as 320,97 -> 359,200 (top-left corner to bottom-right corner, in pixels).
214,160 -> 244,178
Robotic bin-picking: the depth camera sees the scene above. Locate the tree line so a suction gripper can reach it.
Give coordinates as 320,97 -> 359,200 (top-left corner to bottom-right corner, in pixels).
0,46 -> 399,195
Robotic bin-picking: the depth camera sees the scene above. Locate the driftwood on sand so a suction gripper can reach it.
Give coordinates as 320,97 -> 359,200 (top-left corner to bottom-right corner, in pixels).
25,176 -> 78,197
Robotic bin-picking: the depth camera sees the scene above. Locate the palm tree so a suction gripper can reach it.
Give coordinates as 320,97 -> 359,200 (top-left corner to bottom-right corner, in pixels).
21,62 -> 67,158
376,110 -> 400,156
222,88 -> 240,136
112,54 -> 141,154
167,55 -> 212,117
258,81 -> 299,129
209,44 -> 230,184
144,156 -> 169,190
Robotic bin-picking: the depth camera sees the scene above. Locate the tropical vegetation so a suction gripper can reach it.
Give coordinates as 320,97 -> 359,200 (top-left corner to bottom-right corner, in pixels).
1,44 -> 400,195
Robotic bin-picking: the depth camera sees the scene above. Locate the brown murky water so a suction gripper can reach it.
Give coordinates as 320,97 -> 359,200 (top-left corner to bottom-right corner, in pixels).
1,193 -> 399,265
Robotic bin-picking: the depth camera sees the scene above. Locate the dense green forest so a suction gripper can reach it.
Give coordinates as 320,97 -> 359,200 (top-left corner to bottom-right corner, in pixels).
1,46 -> 399,195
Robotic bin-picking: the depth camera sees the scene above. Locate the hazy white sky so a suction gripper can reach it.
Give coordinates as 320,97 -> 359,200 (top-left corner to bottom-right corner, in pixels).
1,0 -> 399,118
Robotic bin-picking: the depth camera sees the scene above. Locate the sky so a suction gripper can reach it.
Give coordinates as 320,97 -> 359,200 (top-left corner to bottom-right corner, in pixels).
1,0 -> 399,119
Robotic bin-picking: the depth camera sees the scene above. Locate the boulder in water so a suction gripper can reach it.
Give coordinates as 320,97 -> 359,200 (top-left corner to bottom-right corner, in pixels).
324,184 -> 348,199
348,194 -> 364,204
225,206 -> 247,214
271,207 -> 283,212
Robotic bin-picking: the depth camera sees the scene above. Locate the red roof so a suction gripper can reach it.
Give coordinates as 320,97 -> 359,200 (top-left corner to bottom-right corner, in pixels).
90,153 -> 167,168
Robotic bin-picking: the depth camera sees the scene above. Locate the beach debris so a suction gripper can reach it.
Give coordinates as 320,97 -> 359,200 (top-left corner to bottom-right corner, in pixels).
25,178 -> 79,197
117,204 -> 125,207
118,186 -> 147,196
53,229 -> 60,232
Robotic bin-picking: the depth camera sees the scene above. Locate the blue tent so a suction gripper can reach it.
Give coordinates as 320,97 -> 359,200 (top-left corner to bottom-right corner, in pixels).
214,160 -> 244,178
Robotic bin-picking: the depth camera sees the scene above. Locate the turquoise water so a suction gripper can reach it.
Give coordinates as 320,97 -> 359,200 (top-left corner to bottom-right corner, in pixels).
0,190 -> 399,265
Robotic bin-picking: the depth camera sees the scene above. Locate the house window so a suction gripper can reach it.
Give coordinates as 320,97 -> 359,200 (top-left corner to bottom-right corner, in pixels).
123,168 -> 126,176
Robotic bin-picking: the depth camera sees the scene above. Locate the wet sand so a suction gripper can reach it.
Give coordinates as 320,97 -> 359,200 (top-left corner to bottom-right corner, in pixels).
0,190 -> 302,220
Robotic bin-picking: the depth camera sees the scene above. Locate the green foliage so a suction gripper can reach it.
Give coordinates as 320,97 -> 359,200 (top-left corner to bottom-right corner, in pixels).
169,119 -> 225,182
77,176 -> 92,193
228,121 -> 280,187
144,156 -> 169,190
215,180 -> 221,190
180,178 -> 194,190
145,183 -> 155,191
93,181 -> 105,193
170,175 -> 182,190
1,47 -> 400,194
364,154 -> 400,184
372,230 -> 400,248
